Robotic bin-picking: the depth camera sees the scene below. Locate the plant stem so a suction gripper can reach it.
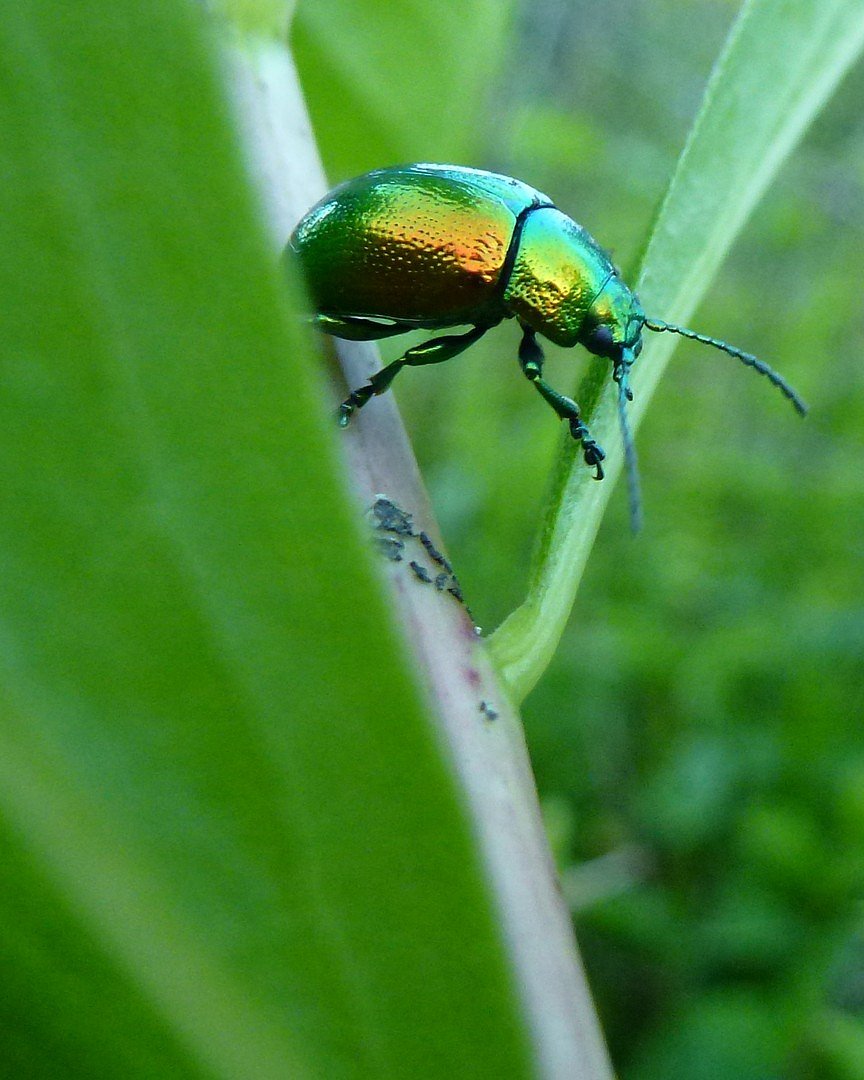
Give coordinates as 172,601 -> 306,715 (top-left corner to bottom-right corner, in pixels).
228,37 -> 614,1080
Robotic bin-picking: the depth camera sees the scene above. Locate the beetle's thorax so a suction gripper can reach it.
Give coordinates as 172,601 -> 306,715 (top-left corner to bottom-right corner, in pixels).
502,207 -> 619,347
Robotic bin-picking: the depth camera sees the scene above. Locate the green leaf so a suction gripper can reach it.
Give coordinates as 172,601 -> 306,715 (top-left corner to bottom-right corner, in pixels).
0,2 -> 535,1076
490,0 -> 864,702
291,0 -> 514,179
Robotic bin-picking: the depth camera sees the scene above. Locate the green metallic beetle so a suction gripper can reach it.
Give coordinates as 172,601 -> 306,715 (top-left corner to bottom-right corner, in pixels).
288,164 -> 806,522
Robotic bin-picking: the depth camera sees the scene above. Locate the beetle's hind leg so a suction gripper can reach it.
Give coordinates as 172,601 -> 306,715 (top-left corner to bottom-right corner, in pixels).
339,324 -> 490,426
518,326 -> 606,480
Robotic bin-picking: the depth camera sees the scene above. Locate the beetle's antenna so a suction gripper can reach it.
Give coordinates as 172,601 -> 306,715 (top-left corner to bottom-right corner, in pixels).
613,359 -> 643,534
642,317 -> 807,416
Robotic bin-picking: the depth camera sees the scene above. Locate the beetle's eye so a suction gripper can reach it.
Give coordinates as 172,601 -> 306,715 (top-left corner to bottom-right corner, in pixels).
585,324 -> 615,356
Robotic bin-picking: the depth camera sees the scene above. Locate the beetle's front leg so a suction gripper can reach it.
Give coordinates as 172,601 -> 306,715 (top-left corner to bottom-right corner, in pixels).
518,326 -> 606,480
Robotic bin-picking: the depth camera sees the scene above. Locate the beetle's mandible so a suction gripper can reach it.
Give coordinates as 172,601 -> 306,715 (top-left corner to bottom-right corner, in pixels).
287,164 -> 806,525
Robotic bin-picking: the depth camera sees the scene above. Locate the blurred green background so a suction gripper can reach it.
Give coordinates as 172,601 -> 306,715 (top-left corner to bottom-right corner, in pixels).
294,0 -> 864,1076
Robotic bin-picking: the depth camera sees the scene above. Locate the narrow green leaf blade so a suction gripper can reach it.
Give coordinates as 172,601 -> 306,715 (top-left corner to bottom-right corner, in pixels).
491,0 -> 864,702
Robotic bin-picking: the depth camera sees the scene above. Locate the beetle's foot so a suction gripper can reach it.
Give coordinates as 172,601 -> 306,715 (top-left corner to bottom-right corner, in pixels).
570,419 -> 606,481
338,386 -> 372,426
583,442 -> 606,481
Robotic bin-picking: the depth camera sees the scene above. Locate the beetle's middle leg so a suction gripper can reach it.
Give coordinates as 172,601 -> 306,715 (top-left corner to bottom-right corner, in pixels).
339,324 -> 490,425
518,325 -> 606,480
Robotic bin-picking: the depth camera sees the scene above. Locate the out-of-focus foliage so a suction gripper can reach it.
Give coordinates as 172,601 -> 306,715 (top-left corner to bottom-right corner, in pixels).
209,0 -> 293,38
292,0 -> 512,180
293,0 -> 864,1076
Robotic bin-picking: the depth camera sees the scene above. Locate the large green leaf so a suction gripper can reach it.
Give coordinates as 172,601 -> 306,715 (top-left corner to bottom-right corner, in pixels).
0,2 -> 535,1076
490,0 -> 864,701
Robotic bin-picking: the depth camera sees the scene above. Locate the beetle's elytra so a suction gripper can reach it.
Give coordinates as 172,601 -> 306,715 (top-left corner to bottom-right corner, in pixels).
287,164 -> 806,525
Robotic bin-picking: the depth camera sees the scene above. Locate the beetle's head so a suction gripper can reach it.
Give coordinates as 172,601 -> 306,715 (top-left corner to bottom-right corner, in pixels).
578,276 -> 645,370
575,276 -> 647,529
